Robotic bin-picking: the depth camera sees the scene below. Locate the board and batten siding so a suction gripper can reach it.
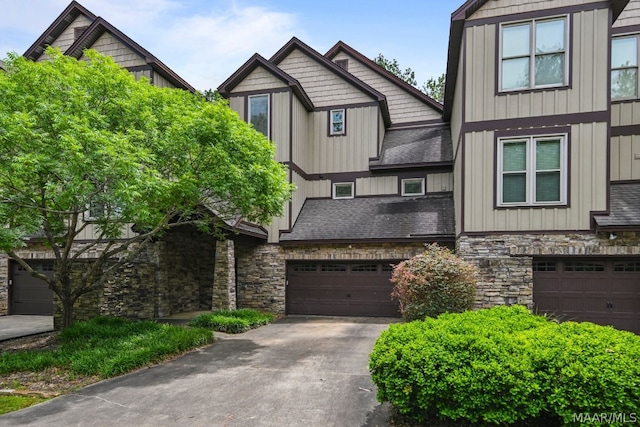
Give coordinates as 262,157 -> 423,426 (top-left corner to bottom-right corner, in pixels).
84,32 -> 146,68
306,106 -> 379,174
464,8 -> 609,123
462,122 -> 608,232
471,0 -> 605,20
277,49 -> 374,108
271,91 -> 290,163
76,222 -> 137,241
614,0 -> 640,27
611,135 -> 640,181
427,172 -> 454,193
152,72 -> 176,89
229,97 -> 244,120
231,66 -> 287,93
292,96 -> 310,170
356,176 -> 397,196
612,101 -> 640,127
331,52 -> 442,124
450,48 -> 465,236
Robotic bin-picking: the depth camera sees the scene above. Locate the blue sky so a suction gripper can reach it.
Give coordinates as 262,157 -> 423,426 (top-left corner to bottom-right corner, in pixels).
0,0 -> 455,91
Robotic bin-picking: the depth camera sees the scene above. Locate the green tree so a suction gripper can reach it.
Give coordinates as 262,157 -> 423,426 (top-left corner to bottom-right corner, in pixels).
0,48 -> 293,328
373,53 -> 445,103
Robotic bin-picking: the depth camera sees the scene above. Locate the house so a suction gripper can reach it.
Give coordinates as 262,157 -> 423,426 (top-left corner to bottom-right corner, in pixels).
445,0 -> 640,334
218,38 -> 454,317
0,1 -> 266,324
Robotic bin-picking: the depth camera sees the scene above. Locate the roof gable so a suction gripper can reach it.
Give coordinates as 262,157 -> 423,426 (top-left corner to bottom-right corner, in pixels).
217,53 -> 314,111
24,1 -> 194,92
325,41 -> 443,115
270,37 -> 391,126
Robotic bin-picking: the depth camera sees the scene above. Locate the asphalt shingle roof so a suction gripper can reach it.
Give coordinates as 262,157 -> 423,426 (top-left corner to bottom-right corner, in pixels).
280,194 -> 454,242
370,124 -> 453,169
594,182 -> 640,228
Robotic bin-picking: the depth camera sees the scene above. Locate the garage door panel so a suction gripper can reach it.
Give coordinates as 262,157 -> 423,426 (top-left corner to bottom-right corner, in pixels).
287,261 -> 400,317
11,260 -> 55,316
534,258 -> 640,334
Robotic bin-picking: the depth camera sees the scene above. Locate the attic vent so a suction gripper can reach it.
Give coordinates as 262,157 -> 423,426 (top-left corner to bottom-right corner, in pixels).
74,26 -> 88,40
335,59 -> 348,71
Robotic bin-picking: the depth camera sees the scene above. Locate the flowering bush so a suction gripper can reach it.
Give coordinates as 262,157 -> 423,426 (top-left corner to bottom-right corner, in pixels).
391,244 -> 476,321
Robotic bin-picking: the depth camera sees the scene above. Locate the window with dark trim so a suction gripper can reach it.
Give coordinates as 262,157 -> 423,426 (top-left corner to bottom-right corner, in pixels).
335,59 -> 348,71
564,262 -> 605,272
329,109 -> 345,136
321,264 -> 347,272
497,134 -> 567,206
74,26 -> 88,40
351,264 -> 378,272
613,262 -> 640,272
249,94 -> 269,137
500,16 -> 568,91
612,34 -> 639,100
532,261 -> 557,272
292,264 -> 317,272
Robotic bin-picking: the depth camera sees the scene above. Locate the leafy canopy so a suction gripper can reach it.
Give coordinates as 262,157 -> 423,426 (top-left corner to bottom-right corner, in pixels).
0,48 -> 293,253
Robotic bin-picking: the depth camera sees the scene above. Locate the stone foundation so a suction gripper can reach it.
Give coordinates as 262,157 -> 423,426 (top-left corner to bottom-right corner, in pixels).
456,232 -> 640,309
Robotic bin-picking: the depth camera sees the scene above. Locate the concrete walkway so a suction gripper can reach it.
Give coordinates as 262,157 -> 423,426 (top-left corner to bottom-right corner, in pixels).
0,315 -> 54,341
0,316 -> 394,427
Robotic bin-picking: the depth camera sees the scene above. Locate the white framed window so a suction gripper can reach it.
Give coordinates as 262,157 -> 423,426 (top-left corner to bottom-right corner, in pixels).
612,35 -> 639,100
401,178 -> 425,196
332,182 -> 354,199
329,109 -> 345,136
249,94 -> 269,137
500,16 -> 568,91
497,134 -> 567,206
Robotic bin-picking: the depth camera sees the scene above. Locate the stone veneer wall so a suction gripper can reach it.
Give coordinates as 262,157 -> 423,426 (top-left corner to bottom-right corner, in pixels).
456,232 -> 640,309
235,242 -> 428,315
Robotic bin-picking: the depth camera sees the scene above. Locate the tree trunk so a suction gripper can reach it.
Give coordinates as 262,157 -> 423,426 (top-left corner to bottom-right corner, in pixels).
61,298 -> 75,329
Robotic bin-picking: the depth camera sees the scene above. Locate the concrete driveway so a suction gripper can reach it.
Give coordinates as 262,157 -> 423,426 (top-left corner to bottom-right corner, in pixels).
0,316 -> 394,427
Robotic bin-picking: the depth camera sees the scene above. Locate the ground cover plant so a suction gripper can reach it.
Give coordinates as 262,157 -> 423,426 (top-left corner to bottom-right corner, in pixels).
188,309 -> 275,333
390,244 -> 476,321
0,317 -> 213,412
369,305 -> 640,426
0,395 -> 47,415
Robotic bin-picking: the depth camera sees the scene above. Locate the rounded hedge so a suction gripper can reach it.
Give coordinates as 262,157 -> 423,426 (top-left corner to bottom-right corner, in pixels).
390,243 -> 477,321
369,306 -> 640,426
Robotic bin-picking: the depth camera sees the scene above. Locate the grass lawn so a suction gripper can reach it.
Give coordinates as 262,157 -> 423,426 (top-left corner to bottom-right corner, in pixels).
0,395 -> 48,415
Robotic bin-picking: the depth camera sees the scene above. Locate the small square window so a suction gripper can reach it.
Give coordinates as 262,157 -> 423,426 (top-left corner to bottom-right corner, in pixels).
335,59 -> 348,71
329,109 -> 345,136
333,182 -> 354,199
402,178 -> 425,196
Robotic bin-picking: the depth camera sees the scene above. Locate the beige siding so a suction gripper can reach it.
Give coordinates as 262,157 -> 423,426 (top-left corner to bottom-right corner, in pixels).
305,179 -> 331,198
266,204 -> 289,244
231,66 -> 287,93
463,123 -> 607,232
611,135 -> 640,181
292,97 -> 310,170
272,92 -> 291,162
130,69 -> 152,82
356,176 -> 398,196
451,49 -> 465,236
291,171 -> 306,227
307,106 -> 379,174
614,0 -> 640,27
464,8 -> 609,123
229,97 -> 244,120
47,15 -> 93,54
152,72 -> 176,89
76,223 -> 137,241
278,49 -> 374,107
472,0 -> 604,20
84,32 -> 145,67
332,52 -> 441,124
427,172 -> 454,193
612,101 -> 640,126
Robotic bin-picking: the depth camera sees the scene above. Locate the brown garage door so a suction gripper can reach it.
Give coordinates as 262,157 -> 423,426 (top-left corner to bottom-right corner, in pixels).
10,260 -> 55,315
287,261 -> 400,317
533,258 -> 640,334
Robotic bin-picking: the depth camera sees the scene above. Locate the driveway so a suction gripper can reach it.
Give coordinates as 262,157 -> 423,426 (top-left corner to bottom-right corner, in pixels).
0,316 -> 394,427
0,315 -> 53,341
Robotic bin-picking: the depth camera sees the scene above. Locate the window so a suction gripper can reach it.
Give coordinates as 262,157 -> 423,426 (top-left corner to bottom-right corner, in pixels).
74,26 -> 88,40
333,182 -> 354,199
612,35 -> 638,100
402,178 -> 425,196
329,109 -> 345,136
335,59 -> 348,71
500,17 -> 567,91
497,135 -> 567,206
564,262 -> 605,272
249,94 -> 269,137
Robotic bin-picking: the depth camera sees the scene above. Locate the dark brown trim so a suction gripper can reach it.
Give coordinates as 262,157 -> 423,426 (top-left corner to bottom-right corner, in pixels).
288,161 -> 450,182
388,119 -> 445,128
459,229 -> 594,238
315,101 -> 379,112
610,179 -> 640,184
612,24 -> 640,35
611,124 -> 640,136
278,236 -> 455,245
125,65 -> 153,73
229,87 -> 290,98
369,161 -> 453,172
494,126 -> 571,138
461,111 -> 608,133
465,2 -> 611,28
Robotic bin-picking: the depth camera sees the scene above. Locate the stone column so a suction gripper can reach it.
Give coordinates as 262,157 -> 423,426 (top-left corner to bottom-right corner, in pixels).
213,239 -> 237,311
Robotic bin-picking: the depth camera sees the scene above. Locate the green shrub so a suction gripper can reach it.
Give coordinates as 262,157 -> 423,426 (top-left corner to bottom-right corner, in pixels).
390,243 -> 476,321
369,306 -> 640,426
188,309 -> 275,333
